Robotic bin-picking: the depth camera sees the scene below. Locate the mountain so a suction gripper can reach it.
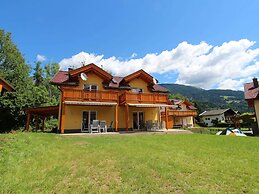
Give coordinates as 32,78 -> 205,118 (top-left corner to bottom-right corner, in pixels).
160,83 -> 251,113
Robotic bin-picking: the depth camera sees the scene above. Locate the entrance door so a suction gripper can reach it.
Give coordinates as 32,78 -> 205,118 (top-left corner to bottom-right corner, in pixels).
82,111 -> 97,131
133,112 -> 144,130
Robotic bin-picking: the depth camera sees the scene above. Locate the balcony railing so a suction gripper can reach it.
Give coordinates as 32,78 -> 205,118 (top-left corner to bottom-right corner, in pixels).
119,92 -> 168,105
62,88 -> 118,102
161,110 -> 197,117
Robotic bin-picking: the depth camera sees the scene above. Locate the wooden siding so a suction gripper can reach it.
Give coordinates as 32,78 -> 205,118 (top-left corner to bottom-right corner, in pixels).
119,92 -> 168,105
62,88 -> 119,102
161,110 -> 197,117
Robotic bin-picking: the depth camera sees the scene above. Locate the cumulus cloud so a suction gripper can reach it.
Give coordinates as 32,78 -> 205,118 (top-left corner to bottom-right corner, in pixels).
59,39 -> 259,90
131,53 -> 137,58
36,54 -> 46,62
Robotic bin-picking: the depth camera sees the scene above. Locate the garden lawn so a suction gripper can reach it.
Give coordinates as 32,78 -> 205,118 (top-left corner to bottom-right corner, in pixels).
1,132 -> 259,193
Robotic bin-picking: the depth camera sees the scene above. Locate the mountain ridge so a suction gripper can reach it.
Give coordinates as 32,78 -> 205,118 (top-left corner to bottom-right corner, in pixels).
160,83 -> 250,113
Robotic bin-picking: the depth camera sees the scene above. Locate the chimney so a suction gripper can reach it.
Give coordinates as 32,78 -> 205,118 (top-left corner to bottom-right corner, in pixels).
253,77 -> 258,88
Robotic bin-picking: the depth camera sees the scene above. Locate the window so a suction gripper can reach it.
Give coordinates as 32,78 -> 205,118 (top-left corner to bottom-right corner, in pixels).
131,88 -> 144,94
84,84 -> 98,91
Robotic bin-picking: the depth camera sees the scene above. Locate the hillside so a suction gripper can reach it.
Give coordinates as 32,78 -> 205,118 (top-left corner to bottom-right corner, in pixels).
160,83 -> 251,113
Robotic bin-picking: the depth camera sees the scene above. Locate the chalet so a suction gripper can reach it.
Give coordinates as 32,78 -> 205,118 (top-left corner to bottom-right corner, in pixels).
161,99 -> 197,128
32,63 -> 172,133
199,108 -> 237,126
244,77 -> 259,129
0,77 -> 14,95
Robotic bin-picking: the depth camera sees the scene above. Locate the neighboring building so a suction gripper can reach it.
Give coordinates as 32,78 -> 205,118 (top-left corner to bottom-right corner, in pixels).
0,77 -> 14,96
48,63 -> 171,133
244,77 -> 259,129
161,99 -> 197,128
199,108 -> 237,127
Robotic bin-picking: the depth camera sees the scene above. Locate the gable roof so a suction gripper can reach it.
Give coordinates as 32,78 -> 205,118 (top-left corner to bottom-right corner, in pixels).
0,77 -> 15,91
69,63 -> 113,81
199,109 -> 235,117
50,63 -> 169,93
123,69 -> 153,83
170,99 -> 197,110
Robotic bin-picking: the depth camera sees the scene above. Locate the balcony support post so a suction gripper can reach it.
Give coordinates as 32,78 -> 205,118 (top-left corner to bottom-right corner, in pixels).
115,104 -> 118,132
60,103 -> 65,134
35,115 -> 39,132
125,104 -> 129,131
25,112 -> 31,131
165,107 -> 169,130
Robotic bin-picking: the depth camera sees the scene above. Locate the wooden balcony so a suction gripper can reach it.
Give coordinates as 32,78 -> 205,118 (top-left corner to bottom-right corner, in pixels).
162,110 -> 197,117
119,92 -> 168,105
62,88 -> 119,102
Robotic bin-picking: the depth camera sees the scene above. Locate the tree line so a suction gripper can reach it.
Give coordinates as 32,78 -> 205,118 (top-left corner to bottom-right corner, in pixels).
0,29 -> 60,132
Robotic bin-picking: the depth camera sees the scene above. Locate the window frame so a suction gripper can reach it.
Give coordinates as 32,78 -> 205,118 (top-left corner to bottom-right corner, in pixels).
83,84 -> 98,91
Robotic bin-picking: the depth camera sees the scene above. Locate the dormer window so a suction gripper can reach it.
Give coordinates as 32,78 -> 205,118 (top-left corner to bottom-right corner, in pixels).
84,84 -> 98,91
131,88 -> 144,94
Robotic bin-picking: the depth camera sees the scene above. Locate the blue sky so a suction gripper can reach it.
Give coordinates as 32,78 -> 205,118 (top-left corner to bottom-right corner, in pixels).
1,0 -> 259,90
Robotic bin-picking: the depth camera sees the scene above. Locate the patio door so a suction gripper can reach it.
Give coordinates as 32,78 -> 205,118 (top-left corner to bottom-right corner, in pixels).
133,112 -> 144,130
82,111 -> 97,131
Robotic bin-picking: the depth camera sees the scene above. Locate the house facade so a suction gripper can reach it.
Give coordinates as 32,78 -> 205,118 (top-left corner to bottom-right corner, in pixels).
161,99 -> 197,128
244,77 -> 259,129
50,63 -> 170,133
0,77 -> 14,96
199,108 -> 237,127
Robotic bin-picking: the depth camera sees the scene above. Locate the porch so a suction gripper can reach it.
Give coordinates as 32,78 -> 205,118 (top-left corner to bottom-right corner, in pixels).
161,110 -> 197,128
60,102 -> 118,133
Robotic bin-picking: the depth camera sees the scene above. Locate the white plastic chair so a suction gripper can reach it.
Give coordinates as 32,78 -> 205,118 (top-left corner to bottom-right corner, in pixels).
90,120 -> 100,133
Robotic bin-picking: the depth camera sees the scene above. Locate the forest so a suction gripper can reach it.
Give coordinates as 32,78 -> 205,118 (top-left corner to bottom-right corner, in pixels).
0,29 -> 59,132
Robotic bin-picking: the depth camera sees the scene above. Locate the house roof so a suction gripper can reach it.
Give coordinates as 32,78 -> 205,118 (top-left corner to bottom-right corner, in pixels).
244,82 -> 259,100
199,108 -> 235,116
69,63 -> 113,81
50,71 -> 69,85
151,84 -> 169,93
170,99 -> 197,110
50,63 -> 169,93
123,69 -> 153,83
0,77 -> 15,91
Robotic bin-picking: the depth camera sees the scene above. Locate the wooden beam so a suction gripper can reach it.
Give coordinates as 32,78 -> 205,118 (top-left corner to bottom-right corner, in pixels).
0,84 -> 2,93
60,103 -> 65,134
115,104 -> 118,132
25,112 -> 31,131
35,115 -> 39,132
41,116 -> 45,132
165,107 -> 169,130
125,104 -> 129,131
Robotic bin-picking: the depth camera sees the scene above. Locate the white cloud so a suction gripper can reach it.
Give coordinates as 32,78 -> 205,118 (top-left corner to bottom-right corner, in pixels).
131,53 -> 137,58
59,39 -> 259,90
36,54 -> 46,62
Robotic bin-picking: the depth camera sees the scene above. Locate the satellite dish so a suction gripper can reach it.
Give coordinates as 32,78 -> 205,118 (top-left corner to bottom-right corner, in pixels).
80,73 -> 88,81
153,77 -> 158,84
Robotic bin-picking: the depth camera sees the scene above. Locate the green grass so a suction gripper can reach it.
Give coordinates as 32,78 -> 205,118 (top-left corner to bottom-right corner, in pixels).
1,132 -> 259,193
190,127 -> 250,135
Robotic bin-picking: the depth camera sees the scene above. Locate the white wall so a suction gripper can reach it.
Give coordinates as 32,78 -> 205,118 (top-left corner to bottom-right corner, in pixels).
201,113 -> 225,127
